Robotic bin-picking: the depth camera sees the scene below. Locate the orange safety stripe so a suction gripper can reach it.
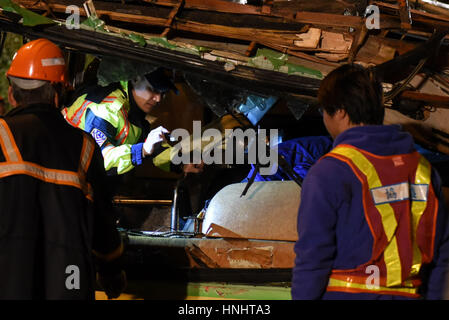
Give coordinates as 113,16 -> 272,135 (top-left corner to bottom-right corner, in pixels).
115,109 -> 129,145
0,120 -> 94,201
0,161 -> 94,200
101,96 -> 116,103
79,134 -> 95,173
0,119 -> 22,162
68,101 -> 92,127
327,278 -> 420,298
116,108 -> 129,145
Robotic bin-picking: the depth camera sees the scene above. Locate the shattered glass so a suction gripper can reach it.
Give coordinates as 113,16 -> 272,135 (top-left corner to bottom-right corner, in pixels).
238,95 -> 278,125
286,98 -> 311,120
183,73 -> 249,117
97,56 -> 158,86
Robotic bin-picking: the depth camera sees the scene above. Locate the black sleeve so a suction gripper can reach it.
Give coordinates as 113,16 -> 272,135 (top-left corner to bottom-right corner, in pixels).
87,139 -> 122,258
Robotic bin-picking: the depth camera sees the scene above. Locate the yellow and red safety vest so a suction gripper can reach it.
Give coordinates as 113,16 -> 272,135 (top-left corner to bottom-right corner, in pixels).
323,144 -> 439,298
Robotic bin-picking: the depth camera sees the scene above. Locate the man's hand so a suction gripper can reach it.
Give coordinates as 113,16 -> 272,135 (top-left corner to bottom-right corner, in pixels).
143,126 -> 169,157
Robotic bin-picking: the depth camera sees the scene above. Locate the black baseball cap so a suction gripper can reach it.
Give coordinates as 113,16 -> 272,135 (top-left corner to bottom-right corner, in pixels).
144,68 -> 179,95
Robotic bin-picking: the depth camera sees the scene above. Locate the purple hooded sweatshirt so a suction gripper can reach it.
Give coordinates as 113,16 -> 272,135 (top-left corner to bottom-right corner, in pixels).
291,125 -> 449,300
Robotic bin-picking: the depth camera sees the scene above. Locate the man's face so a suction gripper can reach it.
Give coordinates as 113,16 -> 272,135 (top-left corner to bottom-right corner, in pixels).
132,87 -> 162,114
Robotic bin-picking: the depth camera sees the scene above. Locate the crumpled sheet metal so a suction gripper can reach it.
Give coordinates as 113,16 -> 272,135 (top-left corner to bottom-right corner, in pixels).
185,238 -> 295,269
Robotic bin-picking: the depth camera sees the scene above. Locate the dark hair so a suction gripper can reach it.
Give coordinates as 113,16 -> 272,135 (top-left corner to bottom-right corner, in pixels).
11,82 -> 61,107
318,63 -> 384,125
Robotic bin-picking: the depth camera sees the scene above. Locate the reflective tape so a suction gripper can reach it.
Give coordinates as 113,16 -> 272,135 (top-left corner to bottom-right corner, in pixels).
41,58 -> 65,66
327,278 -> 419,297
0,161 -> 94,199
330,146 -> 402,287
0,119 -> 22,162
410,156 -> 431,276
0,120 -> 94,200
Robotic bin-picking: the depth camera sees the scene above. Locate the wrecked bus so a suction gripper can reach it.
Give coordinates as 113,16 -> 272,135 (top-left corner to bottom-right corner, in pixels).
0,0 -> 449,299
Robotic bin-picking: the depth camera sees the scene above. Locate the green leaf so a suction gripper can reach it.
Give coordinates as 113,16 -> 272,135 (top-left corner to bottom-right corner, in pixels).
128,34 -> 146,47
0,0 -> 55,26
149,37 -> 177,50
81,16 -> 106,31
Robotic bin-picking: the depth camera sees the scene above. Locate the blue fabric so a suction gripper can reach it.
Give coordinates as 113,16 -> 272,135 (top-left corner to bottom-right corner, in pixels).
131,143 -> 144,166
84,109 -> 116,149
245,136 -> 333,182
414,143 -> 449,164
291,125 -> 449,300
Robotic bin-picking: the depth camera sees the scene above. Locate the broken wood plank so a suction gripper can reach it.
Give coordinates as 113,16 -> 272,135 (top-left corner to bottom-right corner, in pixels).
293,27 -> 321,49
398,0 -> 412,29
321,31 -> 353,53
295,11 -> 363,29
142,0 -> 267,16
348,24 -> 368,63
245,41 -> 257,57
161,0 -> 184,38
415,0 -> 449,18
375,1 -> 449,23
400,90 -> 449,107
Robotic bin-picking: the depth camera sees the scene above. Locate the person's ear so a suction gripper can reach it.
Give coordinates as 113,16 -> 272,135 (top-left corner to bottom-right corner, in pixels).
8,86 -> 18,108
334,108 -> 347,120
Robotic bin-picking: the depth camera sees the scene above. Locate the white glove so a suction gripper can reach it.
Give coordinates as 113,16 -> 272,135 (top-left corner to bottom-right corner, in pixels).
143,126 -> 169,157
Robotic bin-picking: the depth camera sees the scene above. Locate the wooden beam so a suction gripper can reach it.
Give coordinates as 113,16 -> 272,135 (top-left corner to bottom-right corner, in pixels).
142,0 -> 266,16
245,41 -> 257,57
400,91 -> 449,107
15,0 -> 302,50
348,24 -> 368,63
295,11 -> 363,29
161,0 -> 184,38
398,0 -> 412,29
375,1 -> 449,23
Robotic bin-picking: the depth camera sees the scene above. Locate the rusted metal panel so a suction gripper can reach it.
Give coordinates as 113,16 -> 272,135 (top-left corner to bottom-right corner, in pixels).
127,235 -> 295,269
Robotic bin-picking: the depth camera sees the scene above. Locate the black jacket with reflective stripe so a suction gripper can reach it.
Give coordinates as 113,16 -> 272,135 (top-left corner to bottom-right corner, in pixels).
0,104 -> 121,299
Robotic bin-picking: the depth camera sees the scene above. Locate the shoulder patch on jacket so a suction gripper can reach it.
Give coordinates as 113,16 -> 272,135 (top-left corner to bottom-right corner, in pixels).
90,128 -> 107,147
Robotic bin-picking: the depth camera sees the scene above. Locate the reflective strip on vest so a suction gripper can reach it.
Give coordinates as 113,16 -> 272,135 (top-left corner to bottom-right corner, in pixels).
80,135 -> 95,173
330,146 -> 402,287
69,100 -> 92,127
410,155 -> 432,276
0,120 -> 94,201
0,119 -> 22,162
327,278 -> 419,298
115,108 -> 129,145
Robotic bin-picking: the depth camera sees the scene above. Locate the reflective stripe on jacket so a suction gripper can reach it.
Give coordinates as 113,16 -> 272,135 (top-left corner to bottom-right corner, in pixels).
0,104 -> 122,299
0,118 -> 95,200
62,81 -> 172,174
323,144 -> 439,298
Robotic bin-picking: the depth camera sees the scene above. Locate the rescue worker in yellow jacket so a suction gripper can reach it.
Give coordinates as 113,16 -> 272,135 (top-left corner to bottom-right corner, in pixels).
1,38 -> 125,299
62,68 -> 201,175
62,69 -> 170,175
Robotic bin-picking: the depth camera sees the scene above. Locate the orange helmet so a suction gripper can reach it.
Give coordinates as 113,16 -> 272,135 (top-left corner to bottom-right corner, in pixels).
7,38 -> 67,84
